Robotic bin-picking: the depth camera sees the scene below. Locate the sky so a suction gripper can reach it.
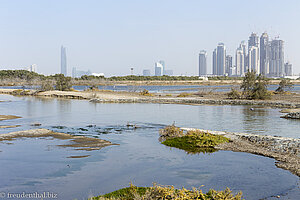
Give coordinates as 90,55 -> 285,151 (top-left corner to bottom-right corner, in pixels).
0,0 -> 300,77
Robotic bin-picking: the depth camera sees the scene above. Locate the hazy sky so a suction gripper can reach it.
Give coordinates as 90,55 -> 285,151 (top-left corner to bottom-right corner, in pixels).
0,0 -> 300,76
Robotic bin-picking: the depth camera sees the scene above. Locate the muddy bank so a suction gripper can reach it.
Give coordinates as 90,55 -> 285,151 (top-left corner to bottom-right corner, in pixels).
0,115 -> 21,121
181,128 -> 300,177
0,125 -> 20,129
0,129 -> 113,151
1,88 -> 300,108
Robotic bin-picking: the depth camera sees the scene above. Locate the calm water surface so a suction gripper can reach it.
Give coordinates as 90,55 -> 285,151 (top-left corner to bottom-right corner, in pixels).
0,94 -> 299,200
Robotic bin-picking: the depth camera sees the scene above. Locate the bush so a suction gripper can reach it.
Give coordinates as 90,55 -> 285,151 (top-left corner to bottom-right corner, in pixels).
90,183 -> 242,200
240,71 -> 270,100
275,79 -> 294,93
40,81 -> 54,91
177,92 -> 192,97
140,89 -> 153,96
227,88 -> 242,99
54,74 -> 72,91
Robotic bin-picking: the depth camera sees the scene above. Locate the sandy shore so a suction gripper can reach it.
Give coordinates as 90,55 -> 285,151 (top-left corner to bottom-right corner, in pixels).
1,88 -> 300,108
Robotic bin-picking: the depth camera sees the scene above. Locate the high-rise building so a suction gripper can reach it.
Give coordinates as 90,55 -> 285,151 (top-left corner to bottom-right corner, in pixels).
284,62 -> 293,76
249,46 -> 260,74
61,46 -> 67,76
260,32 -> 270,75
225,55 -> 232,75
164,70 -> 173,76
29,64 -> 37,73
235,47 -> 244,76
143,69 -> 151,76
240,41 -> 248,73
270,39 -> 284,77
159,60 -> 165,75
248,33 -> 259,74
72,67 -> 77,78
216,43 -> 226,75
155,62 -> 164,76
212,49 -> 217,75
199,50 -> 207,76
248,32 -> 259,48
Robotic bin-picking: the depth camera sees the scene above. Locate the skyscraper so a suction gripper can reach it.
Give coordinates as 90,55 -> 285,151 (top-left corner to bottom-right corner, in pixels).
249,46 -> 260,74
159,60 -> 165,75
143,69 -> 151,76
248,33 -> 259,74
212,49 -> 217,75
260,32 -> 270,75
235,47 -> 244,76
61,46 -> 67,76
199,50 -> 207,76
240,41 -> 248,73
270,39 -> 284,77
284,62 -> 293,76
155,62 -> 164,76
216,43 -> 226,75
225,55 -> 232,75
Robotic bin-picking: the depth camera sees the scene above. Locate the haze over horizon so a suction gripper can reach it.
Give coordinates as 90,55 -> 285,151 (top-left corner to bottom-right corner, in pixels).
0,0 -> 299,77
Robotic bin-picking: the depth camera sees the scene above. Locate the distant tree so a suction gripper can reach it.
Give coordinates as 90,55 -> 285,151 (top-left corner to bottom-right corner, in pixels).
275,79 -> 294,93
54,74 -> 72,91
40,80 -> 54,91
239,71 -> 270,100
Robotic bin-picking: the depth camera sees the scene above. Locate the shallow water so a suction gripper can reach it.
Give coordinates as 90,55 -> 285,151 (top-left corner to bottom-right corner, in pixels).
0,94 -> 299,200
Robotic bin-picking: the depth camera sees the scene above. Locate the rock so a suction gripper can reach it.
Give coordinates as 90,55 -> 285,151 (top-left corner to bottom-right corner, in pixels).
281,112 -> 300,119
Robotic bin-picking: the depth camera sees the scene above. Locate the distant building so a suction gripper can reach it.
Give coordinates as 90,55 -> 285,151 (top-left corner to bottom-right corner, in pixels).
159,60 -> 165,75
164,70 -> 173,76
61,46 -> 67,76
212,49 -> 217,75
229,66 -> 236,76
143,69 -> 151,76
92,73 -> 104,77
249,46 -> 260,74
270,39 -> 284,77
260,32 -> 270,75
216,43 -> 226,75
29,64 -> 37,73
235,47 -> 244,76
225,55 -> 232,76
72,67 -> 91,78
240,41 -> 248,73
284,62 -> 293,76
199,50 -> 207,76
155,62 -> 164,76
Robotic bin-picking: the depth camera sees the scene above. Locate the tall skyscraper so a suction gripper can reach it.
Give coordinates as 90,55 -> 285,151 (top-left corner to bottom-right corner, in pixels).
240,41 -> 248,73
248,33 -> 260,74
216,43 -> 226,75
249,46 -> 260,74
199,50 -> 207,76
212,49 -> 217,75
155,62 -> 164,76
61,46 -> 67,76
235,47 -> 244,76
284,62 -> 292,76
159,60 -> 165,75
284,62 -> 293,76
260,32 -> 270,75
270,39 -> 284,77
30,64 -> 37,73
225,55 -> 232,75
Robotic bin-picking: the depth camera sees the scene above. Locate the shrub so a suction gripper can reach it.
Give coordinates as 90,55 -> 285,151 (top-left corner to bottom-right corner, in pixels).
177,92 -> 192,97
40,81 -> 54,91
90,183 -> 243,200
240,71 -> 270,100
227,88 -> 242,99
159,125 -> 184,142
54,74 -> 72,91
140,89 -> 153,96
275,79 -> 294,93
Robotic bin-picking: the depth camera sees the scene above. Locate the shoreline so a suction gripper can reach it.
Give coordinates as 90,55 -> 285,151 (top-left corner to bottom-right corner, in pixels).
1,88 -> 300,108
182,127 -> 300,177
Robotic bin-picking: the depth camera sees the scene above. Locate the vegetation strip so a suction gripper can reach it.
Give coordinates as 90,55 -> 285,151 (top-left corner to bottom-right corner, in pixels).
90,183 -> 242,200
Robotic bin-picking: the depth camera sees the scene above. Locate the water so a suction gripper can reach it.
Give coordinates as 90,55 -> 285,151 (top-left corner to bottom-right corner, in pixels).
0,94 -> 299,200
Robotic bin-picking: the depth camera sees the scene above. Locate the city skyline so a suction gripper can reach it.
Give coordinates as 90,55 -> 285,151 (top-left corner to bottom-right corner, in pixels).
0,0 -> 300,76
